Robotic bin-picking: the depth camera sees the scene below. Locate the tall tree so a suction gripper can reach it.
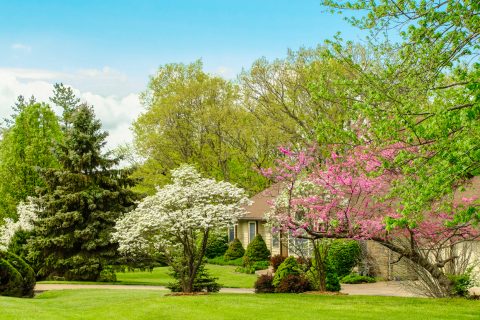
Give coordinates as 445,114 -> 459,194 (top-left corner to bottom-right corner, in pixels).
29,104 -> 139,281
0,101 -> 62,221
133,61 -> 282,195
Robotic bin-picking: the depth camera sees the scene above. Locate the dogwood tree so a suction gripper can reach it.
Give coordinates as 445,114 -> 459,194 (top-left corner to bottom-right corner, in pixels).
0,199 -> 38,252
113,165 -> 250,293
265,146 -> 480,296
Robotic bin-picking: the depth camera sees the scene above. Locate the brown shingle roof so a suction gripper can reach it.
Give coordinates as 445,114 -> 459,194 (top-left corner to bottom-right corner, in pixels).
240,183 -> 283,221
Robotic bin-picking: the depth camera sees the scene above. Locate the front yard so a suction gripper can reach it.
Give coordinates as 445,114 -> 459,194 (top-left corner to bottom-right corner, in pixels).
39,264 -> 258,288
1,289 -> 479,320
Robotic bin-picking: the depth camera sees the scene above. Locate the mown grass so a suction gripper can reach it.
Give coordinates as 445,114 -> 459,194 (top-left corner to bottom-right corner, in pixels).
39,264 -> 258,288
1,289 -> 479,320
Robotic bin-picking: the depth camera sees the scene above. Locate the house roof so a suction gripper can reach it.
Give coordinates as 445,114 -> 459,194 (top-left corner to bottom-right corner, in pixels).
240,183 -> 283,221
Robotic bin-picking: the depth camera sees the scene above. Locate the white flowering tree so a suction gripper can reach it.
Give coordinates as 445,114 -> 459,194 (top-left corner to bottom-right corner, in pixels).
0,198 -> 38,252
113,165 -> 250,292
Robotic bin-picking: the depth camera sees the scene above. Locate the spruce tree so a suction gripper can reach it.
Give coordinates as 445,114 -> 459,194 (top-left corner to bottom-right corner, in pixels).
30,104 -> 139,281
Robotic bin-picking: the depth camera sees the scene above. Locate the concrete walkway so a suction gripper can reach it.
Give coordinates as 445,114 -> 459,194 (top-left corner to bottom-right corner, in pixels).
35,282 -> 480,297
35,283 -> 254,294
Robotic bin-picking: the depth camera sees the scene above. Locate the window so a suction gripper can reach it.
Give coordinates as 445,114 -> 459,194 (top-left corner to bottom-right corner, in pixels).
228,226 -> 236,242
272,233 -> 280,248
248,221 -> 257,243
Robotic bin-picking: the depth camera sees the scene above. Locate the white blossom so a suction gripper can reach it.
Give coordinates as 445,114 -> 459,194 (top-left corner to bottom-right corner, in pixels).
0,198 -> 39,252
113,165 -> 251,256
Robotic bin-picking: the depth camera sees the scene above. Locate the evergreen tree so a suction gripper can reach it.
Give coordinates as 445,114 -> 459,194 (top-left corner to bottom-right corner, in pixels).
29,104 -> 139,281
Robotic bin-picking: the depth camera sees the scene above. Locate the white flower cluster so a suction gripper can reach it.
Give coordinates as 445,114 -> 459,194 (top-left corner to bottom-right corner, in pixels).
113,165 -> 250,256
0,198 -> 39,252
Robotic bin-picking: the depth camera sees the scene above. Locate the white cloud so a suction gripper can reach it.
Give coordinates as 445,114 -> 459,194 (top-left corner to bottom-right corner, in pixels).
11,43 -> 32,54
0,67 -> 143,149
214,66 -> 235,79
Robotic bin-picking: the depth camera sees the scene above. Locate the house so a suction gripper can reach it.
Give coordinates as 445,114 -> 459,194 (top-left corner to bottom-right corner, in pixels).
228,183 -> 286,256
230,177 -> 480,280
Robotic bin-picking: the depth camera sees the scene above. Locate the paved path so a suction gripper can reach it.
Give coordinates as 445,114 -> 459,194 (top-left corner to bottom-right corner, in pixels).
35,284 -> 254,294
35,282 -> 480,297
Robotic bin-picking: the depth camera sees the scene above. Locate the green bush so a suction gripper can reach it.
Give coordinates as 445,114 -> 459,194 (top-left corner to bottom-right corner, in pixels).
207,256 -> 243,266
243,234 -> 270,265
341,274 -> 376,284
167,265 -> 220,293
327,240 -> 361,278
97,267 -> 117,282
205,234 -> 228,259
449,271 -> 475,297
254,274 -> 275,293
2,252 -> 36,297
0,256 -> 24,297
224,238 -> 245,261
326,272 -> 341,292
235,260 -> 269,274
273,256 -> 300,287
275,274 -> 310,293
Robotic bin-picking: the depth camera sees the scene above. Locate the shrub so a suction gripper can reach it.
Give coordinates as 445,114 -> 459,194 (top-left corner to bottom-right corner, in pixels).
275,274 -> 310,293
243,234 -> 270,264
97,268 -> 117,282
273,256 -> 300,287
254,274 -> 275,293
2,252 -> 36,297
252,260 -> 270,270
168,265 -> 220,293
207,256 -> 243,266
0,256 -> 23,297
341,274 -> 376,284
327,240 -> 361,278
326,272 -> 341,292
235,260 -> 269,274
224,238 -> 245,261
449,271 -> 475,297
205,234 -> 228,259
270,255 -> 286,272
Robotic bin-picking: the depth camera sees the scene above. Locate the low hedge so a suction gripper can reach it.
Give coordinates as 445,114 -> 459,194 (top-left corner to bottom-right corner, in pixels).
341,274 -> 376,284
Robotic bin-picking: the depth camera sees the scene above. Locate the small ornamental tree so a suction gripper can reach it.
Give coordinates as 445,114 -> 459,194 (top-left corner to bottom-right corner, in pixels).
113,165 -> 250,293
243,234 -> 270,265
224,238 -> 245,261
264,145 -> 480,297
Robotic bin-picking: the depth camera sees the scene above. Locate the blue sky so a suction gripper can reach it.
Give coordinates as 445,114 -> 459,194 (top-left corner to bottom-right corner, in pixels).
0,0 -> 365,147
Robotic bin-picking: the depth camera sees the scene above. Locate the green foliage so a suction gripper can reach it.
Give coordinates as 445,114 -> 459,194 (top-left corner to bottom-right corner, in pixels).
254,274 -> 275,293
29,103 -> 139,281
327,240 -> 361,278
275,274 -> 311,293
341,274 -> 376,284
448,271 -> 475,298
168,265 -> 220,293
0,257 -> 23,297
0,251 -> 35,298
235,261 -> 269,274
272,256 -> 300,287
0,100 -> 62,220
97,268 -> 117,282
224,238 -> 245,261
2,252 -> 36,297
206,256 -> 243,267
243,234 -> 271,265
270,255 -> 286,272
132,61 -> 273,195
205,233 -> 228,259
325,271 -> 340,292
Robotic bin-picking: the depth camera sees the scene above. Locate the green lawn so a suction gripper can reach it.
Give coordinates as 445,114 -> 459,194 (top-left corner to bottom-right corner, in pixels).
1,289 -> 479,320
39,264 -> 258,288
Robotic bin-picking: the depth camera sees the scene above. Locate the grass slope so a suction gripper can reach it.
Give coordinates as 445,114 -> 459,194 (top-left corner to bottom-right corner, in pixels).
1,290 -> 479,320
39,264 -> 257,288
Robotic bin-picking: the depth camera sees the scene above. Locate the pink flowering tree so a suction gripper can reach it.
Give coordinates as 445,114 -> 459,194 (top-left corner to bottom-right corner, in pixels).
264,145 -> 480,296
